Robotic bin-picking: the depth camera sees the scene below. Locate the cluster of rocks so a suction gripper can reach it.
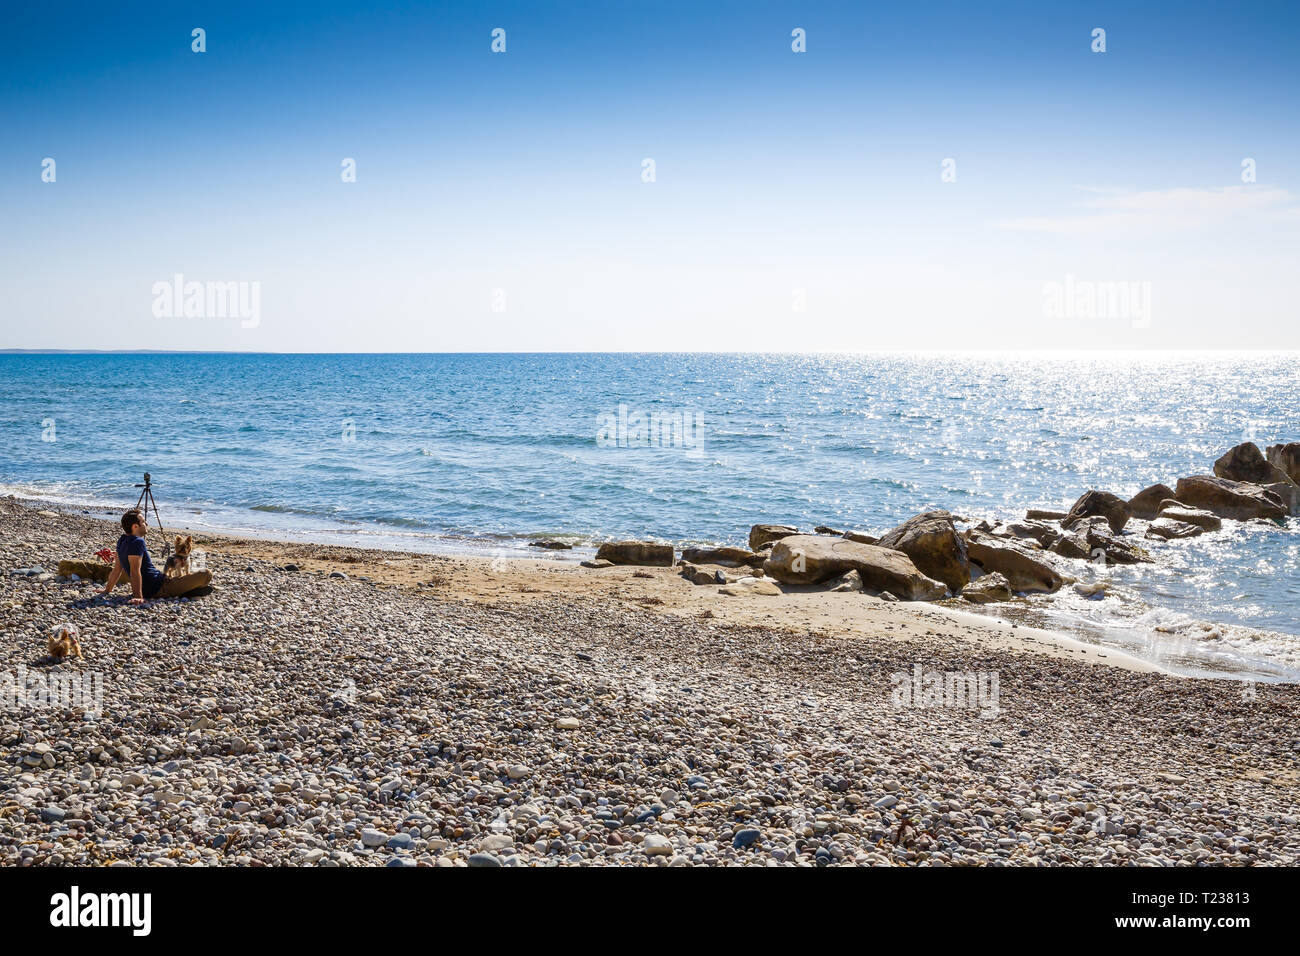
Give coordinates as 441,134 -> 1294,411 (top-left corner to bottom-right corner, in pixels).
589,441 -> 1297,607
4,497 -> 1299,868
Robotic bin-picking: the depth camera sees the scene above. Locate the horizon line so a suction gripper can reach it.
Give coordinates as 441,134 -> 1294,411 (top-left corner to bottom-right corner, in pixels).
6,348 -> 1300,356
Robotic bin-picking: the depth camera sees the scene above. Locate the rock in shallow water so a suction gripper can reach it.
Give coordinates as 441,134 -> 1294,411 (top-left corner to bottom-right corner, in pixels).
1126,484 -> 1177,520
1064,490 -> 1130,534
1145,518 -> 1205,541
1155,503 -> 1222,531
1174,475 -> 1287,521
1214,442 -> 1294,487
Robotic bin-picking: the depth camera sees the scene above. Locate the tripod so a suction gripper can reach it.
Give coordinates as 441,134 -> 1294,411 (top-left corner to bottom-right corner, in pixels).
134,472 -> 171,559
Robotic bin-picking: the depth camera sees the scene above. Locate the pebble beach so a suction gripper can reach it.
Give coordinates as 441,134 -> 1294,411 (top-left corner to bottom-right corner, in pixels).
3,497 -> 1298,867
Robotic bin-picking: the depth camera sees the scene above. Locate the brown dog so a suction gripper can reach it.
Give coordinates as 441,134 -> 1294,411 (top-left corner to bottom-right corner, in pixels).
47,623 -> 83,661
164,535 -> 193,578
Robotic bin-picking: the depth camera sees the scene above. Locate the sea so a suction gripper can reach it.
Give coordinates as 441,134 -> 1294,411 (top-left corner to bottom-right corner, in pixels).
2,351 -> 1297,681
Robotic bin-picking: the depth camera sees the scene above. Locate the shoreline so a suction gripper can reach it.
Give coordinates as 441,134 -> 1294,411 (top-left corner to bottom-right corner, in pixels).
8,496 -> 1163,676
11,481 -> 1296,680
4,495 -> 1298,867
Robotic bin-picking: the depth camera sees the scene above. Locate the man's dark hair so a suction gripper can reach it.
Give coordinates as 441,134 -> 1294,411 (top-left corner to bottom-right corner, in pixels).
121,509 -> 144,534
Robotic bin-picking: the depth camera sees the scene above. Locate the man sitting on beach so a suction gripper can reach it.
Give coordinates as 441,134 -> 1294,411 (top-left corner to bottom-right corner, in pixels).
99,509 -> 212,604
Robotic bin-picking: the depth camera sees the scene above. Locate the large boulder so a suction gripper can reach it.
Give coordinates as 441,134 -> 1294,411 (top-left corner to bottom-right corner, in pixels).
962,571 -> 1013,604
1266,443 -> 1300,484
748,524 -> 798,550
1155,503 -> 1223,531
679,546 -> 765,568
1126,483 -> 1176,520
1173,476 -> 1287,521
594,541 -> 674,566
1263,481 -> 1300,517
875,510 -> 970,592
1213,442 -> 1294,487
1063,490 -> 1129,533
963,530 -> 1063,593
763,535 -> 946,600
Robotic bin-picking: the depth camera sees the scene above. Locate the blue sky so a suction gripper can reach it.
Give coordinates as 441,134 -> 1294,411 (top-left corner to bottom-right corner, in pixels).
3,0 -> 1298,350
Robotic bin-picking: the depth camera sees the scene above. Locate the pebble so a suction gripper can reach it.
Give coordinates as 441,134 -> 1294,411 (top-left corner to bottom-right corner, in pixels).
643,835 -> 673,856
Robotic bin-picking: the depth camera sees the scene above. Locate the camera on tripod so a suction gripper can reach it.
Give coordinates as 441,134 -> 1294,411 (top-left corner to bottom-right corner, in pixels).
133,472 -> 171,558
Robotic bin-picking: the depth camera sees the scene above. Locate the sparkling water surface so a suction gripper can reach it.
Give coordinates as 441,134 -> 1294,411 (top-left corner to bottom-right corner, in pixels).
2,352 -> 1297,679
